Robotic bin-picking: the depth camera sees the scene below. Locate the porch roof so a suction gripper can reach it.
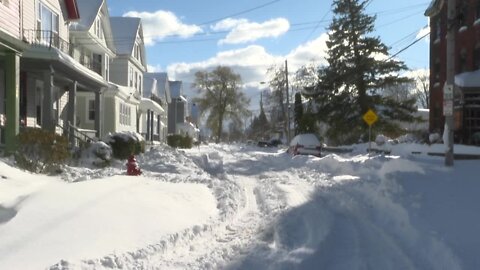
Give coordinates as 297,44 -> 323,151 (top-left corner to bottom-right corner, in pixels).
455,70 -> 480,88
139,98 -> 165,114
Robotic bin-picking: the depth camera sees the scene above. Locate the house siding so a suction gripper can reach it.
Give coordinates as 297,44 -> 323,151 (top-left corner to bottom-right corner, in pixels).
103,95 -> 116,134
109,59 -> 129,86
0,0 -> 20,38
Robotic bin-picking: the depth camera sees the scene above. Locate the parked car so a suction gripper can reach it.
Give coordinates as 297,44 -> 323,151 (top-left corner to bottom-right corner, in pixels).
257,141 -> 270,147
288,133 -> 322,157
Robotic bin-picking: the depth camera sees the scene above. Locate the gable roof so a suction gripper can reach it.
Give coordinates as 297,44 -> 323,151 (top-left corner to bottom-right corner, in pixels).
110,17 -> 141,55
424,0 -> 444,17
169,81 -> 183,99
71,0 -> 103,30
144,72 -> 171,102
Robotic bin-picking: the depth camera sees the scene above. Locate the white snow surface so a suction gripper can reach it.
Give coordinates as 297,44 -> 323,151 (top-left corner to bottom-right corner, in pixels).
1,142 -> 480,269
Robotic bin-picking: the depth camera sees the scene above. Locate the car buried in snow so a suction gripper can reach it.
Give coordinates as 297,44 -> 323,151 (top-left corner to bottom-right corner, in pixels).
288,133 -> 322,157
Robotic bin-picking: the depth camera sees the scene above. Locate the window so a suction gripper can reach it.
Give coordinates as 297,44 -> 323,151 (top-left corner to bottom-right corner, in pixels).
105,54 -> 110,82
457,2 -> 467,29
477,0 -> 480,21
474,44 -> 480,69
88,100 -> 95,121
94,17 -> 103,39
434,17 -> 441,41
459,49 -> 468,73
129,67 -> 133,87
119,103 -> 131,126
37,2 -> 59,45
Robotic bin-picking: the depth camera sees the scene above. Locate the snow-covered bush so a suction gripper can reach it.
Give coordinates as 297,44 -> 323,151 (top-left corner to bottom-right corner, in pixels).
82,141 -> 112,167
375,134 -> 388,146
167,134 -> 193,149
14,128 -> 70,173
429,133 -> 442,144
104,131 -> 145,160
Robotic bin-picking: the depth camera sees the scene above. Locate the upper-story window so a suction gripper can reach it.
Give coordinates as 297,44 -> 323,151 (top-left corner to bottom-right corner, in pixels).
476,0 -> 480,22
432,16 -> 441,42
94,17 -> 104,39
133,41 -> 142,64
457,2 -> 467,29
37,2 -> 59,44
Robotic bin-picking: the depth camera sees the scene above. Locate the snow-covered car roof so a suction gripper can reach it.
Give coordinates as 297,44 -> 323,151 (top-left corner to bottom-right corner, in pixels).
289,133 -> 320,147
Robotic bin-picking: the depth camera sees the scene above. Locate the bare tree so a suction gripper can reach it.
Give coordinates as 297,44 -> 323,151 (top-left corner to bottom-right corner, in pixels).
413,72 -> 429,109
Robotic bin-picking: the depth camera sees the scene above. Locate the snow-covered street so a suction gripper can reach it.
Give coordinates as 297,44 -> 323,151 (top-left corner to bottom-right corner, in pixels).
1,143 -> 480,269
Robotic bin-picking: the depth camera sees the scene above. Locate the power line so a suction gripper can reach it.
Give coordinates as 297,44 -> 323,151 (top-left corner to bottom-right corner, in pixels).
198,0 -> 282,26
387,31 -> 430,61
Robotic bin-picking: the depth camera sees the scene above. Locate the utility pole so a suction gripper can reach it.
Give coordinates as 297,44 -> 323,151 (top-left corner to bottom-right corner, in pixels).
285,59 -> 290,144
445,0 -> 455,166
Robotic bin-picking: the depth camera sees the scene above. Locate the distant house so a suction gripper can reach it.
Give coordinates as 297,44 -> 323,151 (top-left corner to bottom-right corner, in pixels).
144,72 -> 171,142
425,0 -> 480,145
168,80 -> 187,135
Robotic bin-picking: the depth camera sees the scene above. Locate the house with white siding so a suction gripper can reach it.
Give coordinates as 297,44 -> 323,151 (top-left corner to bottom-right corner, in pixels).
18,0 -> 112,147
69,0 -> 116,139
107,17 -> 152,139
0,0 -> 28,152
143,72 -> 171,142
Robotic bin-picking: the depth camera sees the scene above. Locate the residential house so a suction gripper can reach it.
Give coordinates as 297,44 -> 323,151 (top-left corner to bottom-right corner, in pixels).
108,17 -> 152,139
425,0 -> 480,144
143,72 -> 170,142
0,0 -> 27,151
69,0 -> 116,139
19,0 -> 113,148
168,80 -> 188,135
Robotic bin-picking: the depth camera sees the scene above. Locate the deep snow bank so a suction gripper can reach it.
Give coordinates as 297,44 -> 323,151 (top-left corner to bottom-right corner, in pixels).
228,154 -> 479,270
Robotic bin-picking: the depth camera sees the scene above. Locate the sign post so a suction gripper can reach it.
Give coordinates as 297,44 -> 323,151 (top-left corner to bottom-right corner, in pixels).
363,109 -> 378,154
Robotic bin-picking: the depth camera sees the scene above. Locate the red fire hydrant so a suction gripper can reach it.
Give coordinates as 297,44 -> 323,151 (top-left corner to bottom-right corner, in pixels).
126,155 -> 142,176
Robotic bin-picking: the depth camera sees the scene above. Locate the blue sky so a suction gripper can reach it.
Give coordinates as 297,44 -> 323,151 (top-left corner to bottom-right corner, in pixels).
106,0 -> 431,107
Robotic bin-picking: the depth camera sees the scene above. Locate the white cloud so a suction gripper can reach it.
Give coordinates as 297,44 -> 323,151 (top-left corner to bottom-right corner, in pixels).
165,34 -> 329,109
211,18 -> 249,31
123,10 -> 203,46
217,18 -> 290,45
147,64 -> 163,73
286,33 -> 329,71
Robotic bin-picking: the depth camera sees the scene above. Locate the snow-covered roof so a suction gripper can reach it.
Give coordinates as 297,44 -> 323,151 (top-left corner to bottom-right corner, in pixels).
144,73 -> 171,102
70,0 -> 103,31
139,98 -> 165,114
424,0 -> 444,17
169,81 -> 183,98
455,70 -> 480,88
110,17 -> 140,55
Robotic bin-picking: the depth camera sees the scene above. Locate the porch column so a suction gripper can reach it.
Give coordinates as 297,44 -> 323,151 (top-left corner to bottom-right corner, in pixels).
146,109 -> 151,141
149,110 -> 154,141
157,114 -> 161,141
68,81 -> 77,146
94,89 -> 102,138
42,68 -> 55,132
5,52 -> 20,153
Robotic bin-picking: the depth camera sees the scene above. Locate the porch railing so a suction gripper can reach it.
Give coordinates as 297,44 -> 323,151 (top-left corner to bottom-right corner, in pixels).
23,29 -> 70,55
22,29 -> 102,76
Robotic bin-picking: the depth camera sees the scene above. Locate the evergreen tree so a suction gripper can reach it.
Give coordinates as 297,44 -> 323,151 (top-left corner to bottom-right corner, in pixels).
314,0 -> 418,144
294,92 -> 304,135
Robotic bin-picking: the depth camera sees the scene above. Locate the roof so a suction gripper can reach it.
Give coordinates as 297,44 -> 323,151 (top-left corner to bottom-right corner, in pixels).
70,0 -> 103,30
169,81 -> 183,98
455,70 -> 480,88
139,98 -> 165,114
424,0 -> 444,17
110,17 -> 141,55
144,72 -> 171,102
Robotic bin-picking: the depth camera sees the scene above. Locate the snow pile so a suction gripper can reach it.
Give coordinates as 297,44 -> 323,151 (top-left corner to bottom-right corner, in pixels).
1,142 -> 480,269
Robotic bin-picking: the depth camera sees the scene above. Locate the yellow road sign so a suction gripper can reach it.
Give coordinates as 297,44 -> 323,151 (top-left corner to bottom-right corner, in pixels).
363,109 -> 378,126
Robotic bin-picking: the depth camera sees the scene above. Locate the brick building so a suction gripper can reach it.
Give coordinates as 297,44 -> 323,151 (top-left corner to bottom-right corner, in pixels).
425,0 -> 480,145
